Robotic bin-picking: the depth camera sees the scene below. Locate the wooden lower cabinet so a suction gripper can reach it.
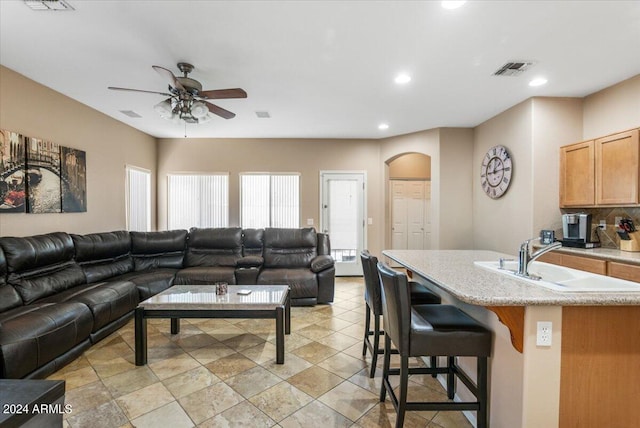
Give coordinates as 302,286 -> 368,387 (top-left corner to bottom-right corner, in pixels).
608,261 -> 640,282
538,250 -> 640,282
560,306 -> 640,427
537,252 -> 607,275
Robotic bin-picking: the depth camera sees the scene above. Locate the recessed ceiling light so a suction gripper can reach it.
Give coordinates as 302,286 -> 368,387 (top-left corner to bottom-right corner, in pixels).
394,73 -> 411,85
378,123 -> 389,130
529,77 -> 548,87
441,1 -> 466,10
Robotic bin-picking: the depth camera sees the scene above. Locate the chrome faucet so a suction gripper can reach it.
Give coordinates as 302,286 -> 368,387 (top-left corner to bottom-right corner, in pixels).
516,237 -> 562,279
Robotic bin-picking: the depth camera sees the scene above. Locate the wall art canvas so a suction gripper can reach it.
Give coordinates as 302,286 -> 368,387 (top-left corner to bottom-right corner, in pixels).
26,137 -> 61,213
60,146 -> 87,212
0,129 -> 26,213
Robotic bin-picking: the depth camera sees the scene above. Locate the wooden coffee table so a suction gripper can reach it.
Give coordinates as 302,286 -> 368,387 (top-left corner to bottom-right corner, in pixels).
135,284 -> 290,365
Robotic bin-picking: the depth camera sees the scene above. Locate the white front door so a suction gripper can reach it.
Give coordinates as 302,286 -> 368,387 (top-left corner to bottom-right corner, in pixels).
320,172 -> 366,276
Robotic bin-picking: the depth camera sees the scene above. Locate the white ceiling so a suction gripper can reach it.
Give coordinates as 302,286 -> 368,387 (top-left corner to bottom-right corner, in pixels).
1,1 -> 639,139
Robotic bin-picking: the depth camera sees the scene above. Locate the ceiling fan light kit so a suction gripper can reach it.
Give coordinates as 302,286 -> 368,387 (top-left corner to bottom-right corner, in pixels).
109,63 -> 247,125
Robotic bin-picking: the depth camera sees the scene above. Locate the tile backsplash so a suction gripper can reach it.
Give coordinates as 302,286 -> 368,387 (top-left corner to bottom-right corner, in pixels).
560,207 -> 640,249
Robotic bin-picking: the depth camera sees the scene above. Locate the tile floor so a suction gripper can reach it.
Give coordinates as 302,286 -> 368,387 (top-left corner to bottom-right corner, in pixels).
48,277 -> 473,428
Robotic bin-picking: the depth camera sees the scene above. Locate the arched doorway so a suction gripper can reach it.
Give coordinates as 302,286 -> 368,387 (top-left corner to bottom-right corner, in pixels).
387,153 -> 432,250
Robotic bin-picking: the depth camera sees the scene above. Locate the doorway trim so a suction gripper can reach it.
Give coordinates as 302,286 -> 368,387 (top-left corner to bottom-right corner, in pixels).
319,170 -> 367,276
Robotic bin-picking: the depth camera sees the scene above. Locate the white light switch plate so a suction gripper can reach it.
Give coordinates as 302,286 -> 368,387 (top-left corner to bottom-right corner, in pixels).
306,218 -> 314,226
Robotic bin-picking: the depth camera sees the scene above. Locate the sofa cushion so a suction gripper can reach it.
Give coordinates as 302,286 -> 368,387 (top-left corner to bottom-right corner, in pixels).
185,227 -> 242,267
263,228 -> 318,268
0,232 -> 75,274
0,233 -> 85,304
258,268 -> 318,299
0,302 -> 93,379
130,230 -> 187,270
242,229 -> 264,257
311,255 -> 334,272
72,231 -> 133,283
0,247 -> 22,312
36,281 -> 138,332
0,284 -> 22,312
0,246 -> 6,286
112,269 -> 178,301
174,266 -> 237,285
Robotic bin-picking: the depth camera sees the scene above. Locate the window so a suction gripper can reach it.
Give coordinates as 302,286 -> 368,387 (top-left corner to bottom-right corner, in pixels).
241,173 -> 299,228
125,166 -> 151,232
168,173 -> 228,230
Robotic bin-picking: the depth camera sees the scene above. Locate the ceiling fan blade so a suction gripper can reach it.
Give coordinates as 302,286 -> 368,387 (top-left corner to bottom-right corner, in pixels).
108,86 -> 173,97
205,101 -> 236,119
152,65 -> 185,91
198,88 -> 247,100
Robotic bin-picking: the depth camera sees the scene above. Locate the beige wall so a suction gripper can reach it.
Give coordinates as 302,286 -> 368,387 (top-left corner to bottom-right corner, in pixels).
472,97 -> 585,255
473,100 -> 534,254
0,66 -> 157,237
388,152 -> 431,179
156,138 -> 383,254
583,74 -> 640,140
439,128 -> 474,249
531,97 -> 583,234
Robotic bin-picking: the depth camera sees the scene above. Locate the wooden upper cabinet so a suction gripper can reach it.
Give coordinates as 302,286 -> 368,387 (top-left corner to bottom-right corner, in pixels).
560,140 -> 595,207
595,129 -> 640,205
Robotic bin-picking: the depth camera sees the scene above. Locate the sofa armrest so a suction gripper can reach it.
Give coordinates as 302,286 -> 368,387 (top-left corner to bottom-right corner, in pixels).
237,256 -> 264,268
311,255 -> 334,273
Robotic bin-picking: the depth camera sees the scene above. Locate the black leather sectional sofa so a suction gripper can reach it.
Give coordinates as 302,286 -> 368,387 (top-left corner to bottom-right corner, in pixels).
0,227 -> 334,379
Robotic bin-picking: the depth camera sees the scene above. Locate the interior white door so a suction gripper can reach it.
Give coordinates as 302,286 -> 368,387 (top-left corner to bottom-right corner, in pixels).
321,172 -> 365,276
391,181 -> 408,249
424,181 -> 432,249
390,180 -> 432,250
407,181 -> 425,249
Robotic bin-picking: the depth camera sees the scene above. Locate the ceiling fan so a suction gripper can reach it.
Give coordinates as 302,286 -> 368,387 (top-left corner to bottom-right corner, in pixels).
108,63 -> 247,124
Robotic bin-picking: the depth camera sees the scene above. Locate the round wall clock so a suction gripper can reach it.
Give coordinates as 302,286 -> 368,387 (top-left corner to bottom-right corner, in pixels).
481,145 -> 512,199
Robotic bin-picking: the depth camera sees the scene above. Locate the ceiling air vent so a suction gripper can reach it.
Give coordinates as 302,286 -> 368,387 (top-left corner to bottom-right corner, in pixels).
255,111 -> 271,119
119,110 -> 142,118
24,0 -> 74,11
493,61 -> 534,77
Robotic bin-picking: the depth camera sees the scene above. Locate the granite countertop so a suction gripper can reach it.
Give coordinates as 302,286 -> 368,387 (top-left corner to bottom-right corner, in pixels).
382,249 -> 640,307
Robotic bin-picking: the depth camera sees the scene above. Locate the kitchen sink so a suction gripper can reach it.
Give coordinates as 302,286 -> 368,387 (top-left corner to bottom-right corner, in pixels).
474,260 -> 640,292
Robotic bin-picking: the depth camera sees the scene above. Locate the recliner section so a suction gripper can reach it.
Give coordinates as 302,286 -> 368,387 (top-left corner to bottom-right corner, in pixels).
0,227 -> 334,379
174,227 -> 242,285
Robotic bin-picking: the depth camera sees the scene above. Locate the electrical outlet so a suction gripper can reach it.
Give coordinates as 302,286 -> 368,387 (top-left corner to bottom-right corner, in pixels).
537,321 -> 552,347
615,216 -> 623,228
599,219 -> 606,229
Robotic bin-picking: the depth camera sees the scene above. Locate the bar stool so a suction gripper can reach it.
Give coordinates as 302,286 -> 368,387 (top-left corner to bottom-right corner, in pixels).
377,261 -> 492,428
360,250 -> 441,378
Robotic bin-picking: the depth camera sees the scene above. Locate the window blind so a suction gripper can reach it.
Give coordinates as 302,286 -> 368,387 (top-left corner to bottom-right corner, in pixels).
125,166 -> 151,232
168,174 -> 228,230
241,173 -> 299,228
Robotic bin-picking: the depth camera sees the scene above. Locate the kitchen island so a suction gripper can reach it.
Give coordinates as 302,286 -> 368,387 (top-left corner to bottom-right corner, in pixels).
383,250 -> 640,428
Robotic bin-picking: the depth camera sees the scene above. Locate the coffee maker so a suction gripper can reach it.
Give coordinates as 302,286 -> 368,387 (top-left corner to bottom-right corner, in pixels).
562,213 -> 598,248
